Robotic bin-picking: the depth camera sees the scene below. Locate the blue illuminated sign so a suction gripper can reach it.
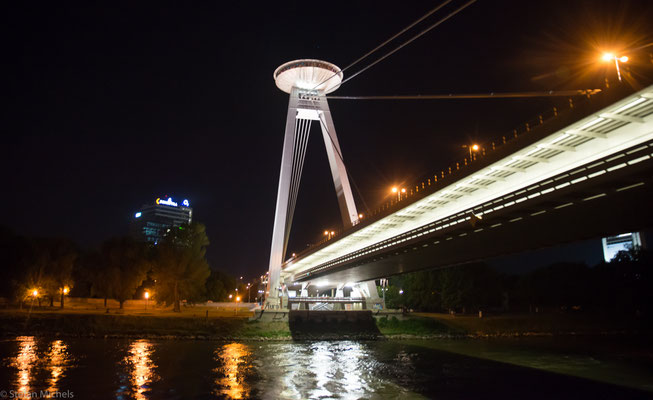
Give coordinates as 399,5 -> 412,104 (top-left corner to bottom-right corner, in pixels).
182,199 -> 190,207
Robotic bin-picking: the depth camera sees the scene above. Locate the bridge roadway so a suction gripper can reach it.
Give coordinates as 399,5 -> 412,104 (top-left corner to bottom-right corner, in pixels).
281,85 -> 653,285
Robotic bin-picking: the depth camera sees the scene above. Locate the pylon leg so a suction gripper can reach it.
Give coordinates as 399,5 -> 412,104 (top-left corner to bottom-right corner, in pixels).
266,89 -> 360,309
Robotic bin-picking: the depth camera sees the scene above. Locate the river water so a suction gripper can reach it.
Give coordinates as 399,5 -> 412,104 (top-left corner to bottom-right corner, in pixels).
1,336 -> 652,399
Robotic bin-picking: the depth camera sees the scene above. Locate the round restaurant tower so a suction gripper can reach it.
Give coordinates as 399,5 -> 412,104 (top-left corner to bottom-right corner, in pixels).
273,59 -> 343,94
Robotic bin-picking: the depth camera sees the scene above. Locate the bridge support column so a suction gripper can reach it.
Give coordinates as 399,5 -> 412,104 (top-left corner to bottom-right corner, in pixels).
354,280 -> 384,310
265,86 -> 360,309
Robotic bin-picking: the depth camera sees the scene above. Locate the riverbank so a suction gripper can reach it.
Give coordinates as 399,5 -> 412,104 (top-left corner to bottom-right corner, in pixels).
383,311 -> 653,337
1,308 -> 649,340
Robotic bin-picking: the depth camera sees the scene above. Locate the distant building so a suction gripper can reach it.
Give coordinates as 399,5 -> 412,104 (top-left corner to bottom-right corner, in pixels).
601,232 -> 642,262
131,197 -> 192,244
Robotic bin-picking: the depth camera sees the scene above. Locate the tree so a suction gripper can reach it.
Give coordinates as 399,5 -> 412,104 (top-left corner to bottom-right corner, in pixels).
15,238 -> 76,308
45,239 -> 77,308
152,222 -> 211,312
205,269 -> 235,302
100,237 -> 150,309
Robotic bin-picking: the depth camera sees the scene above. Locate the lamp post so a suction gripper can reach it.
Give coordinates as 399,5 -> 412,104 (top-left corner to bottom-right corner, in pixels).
602,52 -> 629,82
30,288 -> 40,308
60,286 -> 69,309
462,143 -> 480,160
144,291 -> 150,310
247,283 -> 251,303
391,187 -> 406,201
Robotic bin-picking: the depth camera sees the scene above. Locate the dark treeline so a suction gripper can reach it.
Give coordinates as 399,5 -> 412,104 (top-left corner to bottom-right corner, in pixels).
382,247 -> 653,315
0,223 -> 247,311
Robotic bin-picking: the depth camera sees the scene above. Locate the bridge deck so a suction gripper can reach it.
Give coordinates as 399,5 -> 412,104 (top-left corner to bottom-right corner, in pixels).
282,86 -> 653,284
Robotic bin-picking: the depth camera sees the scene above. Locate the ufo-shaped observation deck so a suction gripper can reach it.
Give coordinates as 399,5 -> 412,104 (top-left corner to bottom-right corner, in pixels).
273,59 -> 343,94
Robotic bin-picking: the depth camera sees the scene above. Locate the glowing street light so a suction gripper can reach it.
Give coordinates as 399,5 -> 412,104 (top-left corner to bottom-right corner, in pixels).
462,143 -> 480,160
144,290 -> 150,309
602,52 -> 629,81
324,230 -> 335,240
31,289 -> 38,297
391,187 -> 406,201
62,287 -> 70,295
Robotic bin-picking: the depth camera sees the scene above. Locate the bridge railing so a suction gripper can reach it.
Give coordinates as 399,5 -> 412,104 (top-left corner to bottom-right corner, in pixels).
287,297 -> 366,303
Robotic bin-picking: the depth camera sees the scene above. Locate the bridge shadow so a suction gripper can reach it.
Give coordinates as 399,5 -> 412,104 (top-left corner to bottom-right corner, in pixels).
288,310 -> 381,340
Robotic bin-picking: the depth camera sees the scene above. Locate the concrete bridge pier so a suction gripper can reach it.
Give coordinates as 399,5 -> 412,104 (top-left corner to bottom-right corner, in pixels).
353,280 -> 384,310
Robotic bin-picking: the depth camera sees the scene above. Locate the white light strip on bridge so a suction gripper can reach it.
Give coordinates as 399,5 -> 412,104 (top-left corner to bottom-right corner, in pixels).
283,86 -> 653,280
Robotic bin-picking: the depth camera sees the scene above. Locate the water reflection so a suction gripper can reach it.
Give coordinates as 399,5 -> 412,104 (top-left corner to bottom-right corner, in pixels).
255,341 -> 400,399
119,340 -> 158,400
308,342 -> 370,399
5,337 -> 72,398
46,339 -> 71,394
14,336 -> 37,396
214,342 -> 252,399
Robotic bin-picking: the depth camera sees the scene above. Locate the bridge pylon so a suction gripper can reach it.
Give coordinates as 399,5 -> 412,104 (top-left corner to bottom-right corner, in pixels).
266,59 -> 368,310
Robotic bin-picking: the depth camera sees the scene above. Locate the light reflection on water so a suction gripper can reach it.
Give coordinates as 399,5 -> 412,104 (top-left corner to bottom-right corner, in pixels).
117,340 -> 158,400
3,336 -> 644,399
46,339 -> 71,395
253,341 -> 414,400
4,336 -> 73,398
14,336 -> 37,396
214,342 -> 252,399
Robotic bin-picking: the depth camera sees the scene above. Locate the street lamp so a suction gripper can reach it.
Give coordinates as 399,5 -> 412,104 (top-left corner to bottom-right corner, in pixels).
391,187 -> 406,201
31,289 -> 38,298
462,143 -> 480,160
144,290 -> 150,310
602,52 -> 629,81
324,230 -> 335,240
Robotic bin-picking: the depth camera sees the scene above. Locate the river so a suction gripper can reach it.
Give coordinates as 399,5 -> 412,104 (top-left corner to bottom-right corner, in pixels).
1,335 -> 652,399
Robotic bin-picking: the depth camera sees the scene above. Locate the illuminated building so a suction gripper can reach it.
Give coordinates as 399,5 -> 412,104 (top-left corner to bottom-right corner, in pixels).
131,197 -> 192,244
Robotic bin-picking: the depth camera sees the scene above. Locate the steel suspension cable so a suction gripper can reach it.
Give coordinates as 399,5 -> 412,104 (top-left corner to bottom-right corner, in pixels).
285,118 -> 312,250
339,0 -> 477,87
285,118 -> 304,245
327,90 -> 602,100
312,0 -> 454,91
287,118 -> 311,230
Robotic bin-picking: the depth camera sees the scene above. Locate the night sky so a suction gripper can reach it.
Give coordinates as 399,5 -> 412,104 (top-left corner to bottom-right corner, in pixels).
4,1 -> 653,279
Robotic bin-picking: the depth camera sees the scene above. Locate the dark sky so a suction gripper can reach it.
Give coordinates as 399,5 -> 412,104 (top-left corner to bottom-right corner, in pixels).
3,1 -> 653,279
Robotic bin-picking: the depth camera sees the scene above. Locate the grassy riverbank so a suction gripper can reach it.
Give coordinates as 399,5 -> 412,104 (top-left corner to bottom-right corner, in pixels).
0,309 -> 258,338
376,311 -> 652,337
1,308 -> 649,340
